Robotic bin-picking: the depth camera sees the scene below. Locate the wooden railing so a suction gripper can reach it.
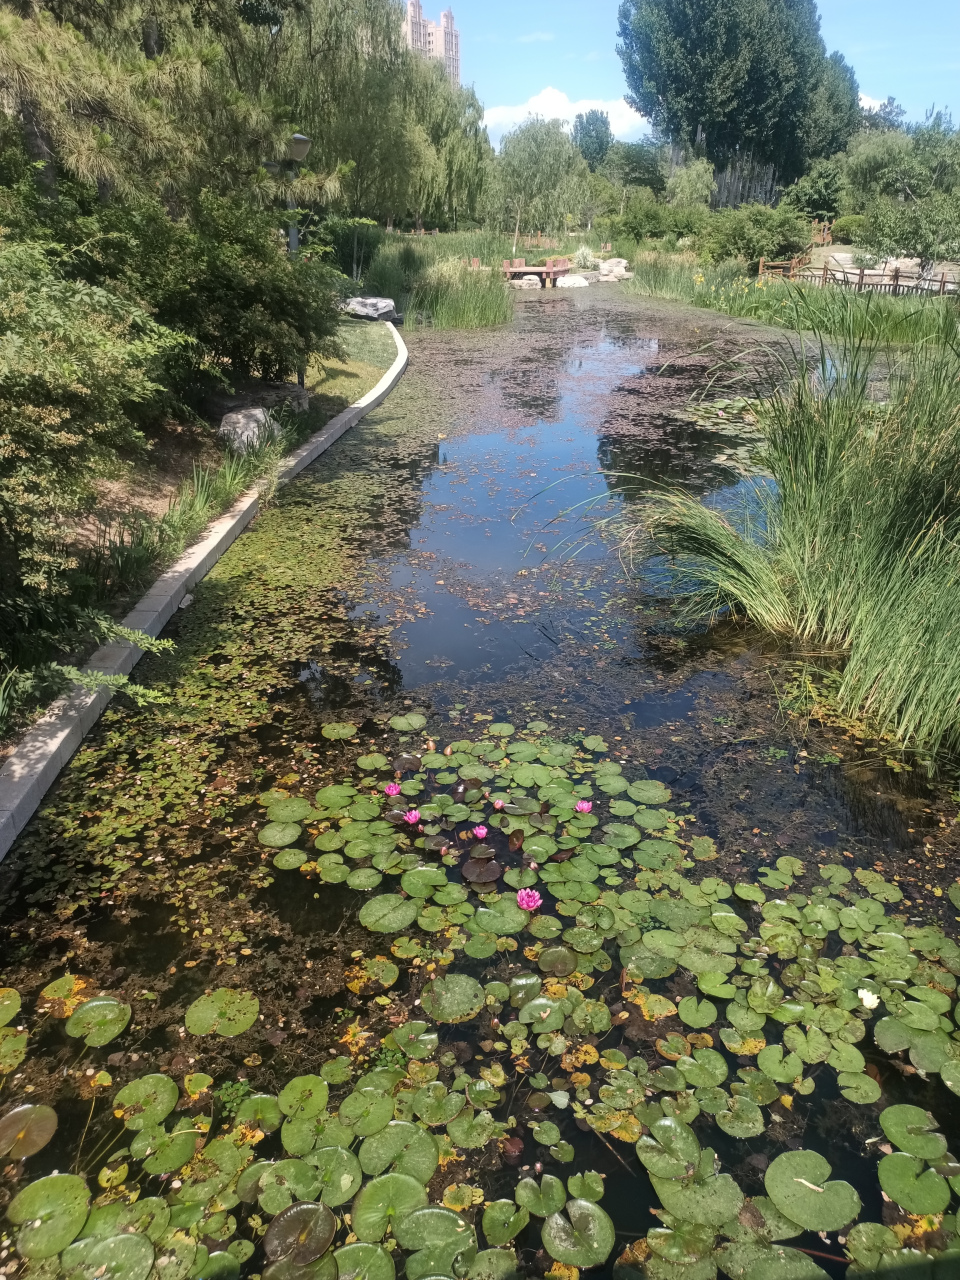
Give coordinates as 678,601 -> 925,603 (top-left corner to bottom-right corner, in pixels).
758,257 -> 958,297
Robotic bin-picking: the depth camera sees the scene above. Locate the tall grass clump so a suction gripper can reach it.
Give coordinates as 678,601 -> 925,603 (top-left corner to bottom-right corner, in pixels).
365,240 -> 513,329
635,337 -> 960,760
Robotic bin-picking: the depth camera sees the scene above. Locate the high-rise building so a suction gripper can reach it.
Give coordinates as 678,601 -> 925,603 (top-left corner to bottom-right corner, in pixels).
403,0 -> 460,85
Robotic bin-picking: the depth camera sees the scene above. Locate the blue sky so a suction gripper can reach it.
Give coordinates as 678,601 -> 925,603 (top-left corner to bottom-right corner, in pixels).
449,0 -> 960,144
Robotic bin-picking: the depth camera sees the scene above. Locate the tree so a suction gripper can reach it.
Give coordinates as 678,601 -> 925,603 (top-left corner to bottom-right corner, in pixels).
860,97 -> 906,133
860,193 -> 960,275
780,158 -> 845,218
573,109 -> 613,171
497,118 -> 590,252
616,0 -> 855,180
599,139 -> 665,213
665,157 -> 715,205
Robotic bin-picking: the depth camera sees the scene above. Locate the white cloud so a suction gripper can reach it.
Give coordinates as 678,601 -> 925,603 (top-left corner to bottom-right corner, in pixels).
483,87 -> 649,145
517,31 -> 554,43
859,92 -> 884,111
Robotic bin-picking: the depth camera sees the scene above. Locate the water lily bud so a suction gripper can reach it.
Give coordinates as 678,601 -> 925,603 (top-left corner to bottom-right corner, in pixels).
443,746 -> 453,756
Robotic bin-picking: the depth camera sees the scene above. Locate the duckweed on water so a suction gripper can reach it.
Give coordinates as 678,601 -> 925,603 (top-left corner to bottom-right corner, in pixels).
4,723 -> 960,1277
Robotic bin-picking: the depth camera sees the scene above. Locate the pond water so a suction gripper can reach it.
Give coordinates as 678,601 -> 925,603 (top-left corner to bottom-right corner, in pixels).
2,289 -> 959,1280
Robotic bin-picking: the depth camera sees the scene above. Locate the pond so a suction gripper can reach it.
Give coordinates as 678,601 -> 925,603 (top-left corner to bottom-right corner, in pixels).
1,289 -> 959,1280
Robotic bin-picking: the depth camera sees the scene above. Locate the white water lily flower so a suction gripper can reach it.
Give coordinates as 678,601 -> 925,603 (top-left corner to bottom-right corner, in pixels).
858,988 -> 880,1009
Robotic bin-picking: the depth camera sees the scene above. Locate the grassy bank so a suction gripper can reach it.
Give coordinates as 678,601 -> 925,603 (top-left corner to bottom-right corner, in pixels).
637,336 -> 960,762
625,249 -> 960,344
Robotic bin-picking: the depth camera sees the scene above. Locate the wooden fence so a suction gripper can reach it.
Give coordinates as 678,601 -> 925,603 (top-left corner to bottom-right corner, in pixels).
759,257 -> 959,297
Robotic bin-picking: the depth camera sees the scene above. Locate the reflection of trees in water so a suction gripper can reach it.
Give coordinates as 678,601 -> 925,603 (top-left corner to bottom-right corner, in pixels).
597,418 -> 737,506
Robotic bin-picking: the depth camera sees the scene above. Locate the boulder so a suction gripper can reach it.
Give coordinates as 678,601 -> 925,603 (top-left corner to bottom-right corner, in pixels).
343,296 -> 400,322
511,274 -> 543,289
218,406 -> 282,454
598,257 -> 630,280
556,273 -> 589,288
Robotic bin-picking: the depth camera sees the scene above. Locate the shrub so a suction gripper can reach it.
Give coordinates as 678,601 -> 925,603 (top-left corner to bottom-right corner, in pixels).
316,217 -> 385,281
0,235 -> 182,666
697,202 -> 811,268
829,214 -> 866,244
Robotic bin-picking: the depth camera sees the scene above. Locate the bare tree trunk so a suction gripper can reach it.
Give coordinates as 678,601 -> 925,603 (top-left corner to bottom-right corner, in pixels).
19,98 -> 57,199
512,202 -> 522,256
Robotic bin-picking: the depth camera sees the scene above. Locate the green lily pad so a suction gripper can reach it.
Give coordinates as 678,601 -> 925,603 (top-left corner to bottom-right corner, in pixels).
394,1021 -> 439,1060
8,1173 -> 91,1258
64,997 -> 132,1047
348,868 -> 383,891
651,1170 -> 744,1227
648,1221 -> 716,1265
716,1095 -> 764,1138
60,1232 -> 154,1280
351,1172 -> 428,1241
541,1199 -> 616,1268
258,1160 -> 321,1215
468,1250 -> 522,1280
113,1074 -> 179,1131
259,822 -> 303,848
446,1108 -> 499,1149
306,1145 -> 364,1205
636,1117 -> 700,1178
677,1049 -> 728,1089
844,1223 -> 901,1270
267,798 -> 315,822
359,896 -> 420,933
567,1172 -> 604,1202
359,1121 -> 439,1183
275,849 -> 308,870
764,1151 -> 860,1230
837,1072 -> 882,1104
677,997 -> 717,1028
420,974 -> 484,1024
755,1045 -> 803,1084
879,1104 -> 948,1159
514,1174 -> 566,1217
334,1243 -> 395,1280
322,722 -> 358,739
878,1152 -> 951,1215
358,754 -> 390,771
131,1119 -> 200,1174
184,988 -> 258,1037
0,1104 -> 57,1158
234,1093 -> 282,1134
482,1201 -> 530,1246
264,1200 -> 337,1265
339,1091 -> 394,1136
0,988 -> 22,1027
413,1082 -> 465,1126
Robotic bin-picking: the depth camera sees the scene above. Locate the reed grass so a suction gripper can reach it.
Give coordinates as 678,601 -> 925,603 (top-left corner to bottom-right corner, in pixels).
625,251 -> 960,345
364,236 -> 515,329
633,336 -> 960,760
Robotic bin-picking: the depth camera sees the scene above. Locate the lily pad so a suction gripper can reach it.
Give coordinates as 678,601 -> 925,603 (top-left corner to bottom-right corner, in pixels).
878,1152 -> 951,1215
184,989 -> 258,1037
322,722 -> 358,739
258,1160 -> 321,1215
264,1201 -> 336,1265
879,1104 -> 948,1159
677,997 -> 717,1028
279,1076 -> 330,1121
65,997 -> 132,1047
339,1091 -> 394,1136
359,896 -> 420,933
0,988 -> 21,1027
413,1082 -> 465,1126
0,1104 -> 58,1158
8,1173 -> 90,1258
482,1201 -> 530,1246
359,1121 -> 439,1183
394,1021 -> 439,1060
514,1174 -> 566,1217
351,1172 -> 428,1241
307,1145 -> 364,1205
420,974 -> 484,1024
60,1233 -> 154,1280
651,1170 -> 744,1227
113,1074 -> 179,1131
259,822 -> 303,848
541,1199 -> 616,1268
334,1244 -> 395,1280
764,1151 -> 860,1231
716,1095 -> 764,1138
446,1108 -> 500,1149
636,1117 -> 700,1178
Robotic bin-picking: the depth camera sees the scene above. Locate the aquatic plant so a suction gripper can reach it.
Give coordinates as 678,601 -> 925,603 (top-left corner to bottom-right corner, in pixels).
635,337 -> 960,760
4,722 -> 960,1278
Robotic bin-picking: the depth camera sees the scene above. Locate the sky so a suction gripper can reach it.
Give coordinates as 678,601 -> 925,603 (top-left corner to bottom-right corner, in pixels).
448,0 -> 960,145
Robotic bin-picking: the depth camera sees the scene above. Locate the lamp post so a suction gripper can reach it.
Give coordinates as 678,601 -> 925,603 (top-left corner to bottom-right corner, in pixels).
284,133 -> 311,254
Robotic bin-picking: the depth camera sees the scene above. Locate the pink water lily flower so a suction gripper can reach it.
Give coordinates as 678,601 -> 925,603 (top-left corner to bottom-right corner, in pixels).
384,782 -> 401,796
575,800 -> 592,813
473,825 -> 488,839
516,888 -> 542,911
403,809 -> 421,824
493,799 -> 504,810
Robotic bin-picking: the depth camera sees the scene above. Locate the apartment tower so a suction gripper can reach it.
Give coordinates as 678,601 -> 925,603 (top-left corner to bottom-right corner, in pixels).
403,0 -> 460,84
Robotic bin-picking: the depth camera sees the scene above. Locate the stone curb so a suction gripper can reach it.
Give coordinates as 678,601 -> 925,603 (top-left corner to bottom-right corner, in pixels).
0,323 -> 408,861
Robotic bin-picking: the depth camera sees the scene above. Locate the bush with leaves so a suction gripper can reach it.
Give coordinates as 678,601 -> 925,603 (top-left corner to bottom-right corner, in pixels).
697,202 -> 810,267
0,234 -> 183,669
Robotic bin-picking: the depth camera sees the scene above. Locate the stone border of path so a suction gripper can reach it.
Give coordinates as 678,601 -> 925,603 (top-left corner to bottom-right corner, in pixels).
0,323 -> 408,862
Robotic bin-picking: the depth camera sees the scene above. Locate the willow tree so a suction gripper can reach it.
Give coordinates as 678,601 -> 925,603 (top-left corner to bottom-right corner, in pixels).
497,117 -> 590,251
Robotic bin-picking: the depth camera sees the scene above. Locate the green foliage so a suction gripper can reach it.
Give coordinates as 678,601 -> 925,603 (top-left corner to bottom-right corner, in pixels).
780,159 -> 846,219
616,0 -> 860,180
665,159 -> 716,207
860,192 -> 960,273
496,118 -> 591,248
697,202 -> 810,266
830,213 -> 866,243
572,110 -> 614,172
